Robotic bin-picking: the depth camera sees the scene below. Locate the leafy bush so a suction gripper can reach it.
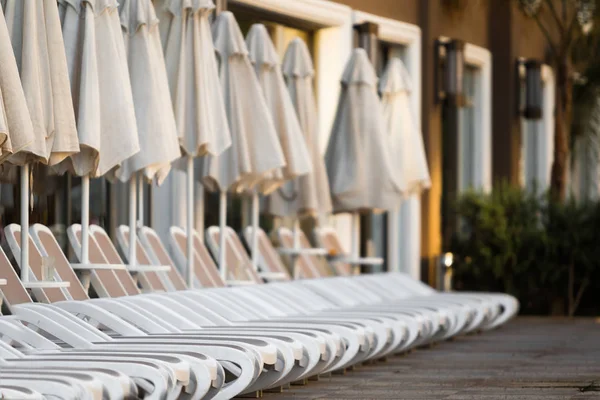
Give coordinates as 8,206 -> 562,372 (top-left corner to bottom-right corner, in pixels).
450,183 -> 600,316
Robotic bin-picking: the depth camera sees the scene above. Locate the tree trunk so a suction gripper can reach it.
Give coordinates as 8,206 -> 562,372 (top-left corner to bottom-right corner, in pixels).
550,60 -> 573,202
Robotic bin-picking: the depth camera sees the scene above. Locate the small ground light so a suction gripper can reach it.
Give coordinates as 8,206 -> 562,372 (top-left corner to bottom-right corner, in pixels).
443,252 -> 454,268
441,252 -> 454,291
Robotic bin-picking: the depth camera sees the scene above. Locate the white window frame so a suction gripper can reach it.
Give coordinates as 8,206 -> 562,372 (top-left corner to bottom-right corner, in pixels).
462,43 -> 493,193
540,65 -> 556,190
353,12 -> 422,278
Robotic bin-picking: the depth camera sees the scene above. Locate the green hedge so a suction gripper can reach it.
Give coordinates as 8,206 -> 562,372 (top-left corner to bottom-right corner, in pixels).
450,183 -> 600,316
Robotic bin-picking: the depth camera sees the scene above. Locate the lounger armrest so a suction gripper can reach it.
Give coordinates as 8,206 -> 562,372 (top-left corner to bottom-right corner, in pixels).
71,263 -> 127,271
226,280 -> 256,286
127,264 -> 171,272
0,279 -> 6,286
258,272 -> 288,281
277,247 -> 328,256
23,281 -> 70,289
331,256 -> 384,266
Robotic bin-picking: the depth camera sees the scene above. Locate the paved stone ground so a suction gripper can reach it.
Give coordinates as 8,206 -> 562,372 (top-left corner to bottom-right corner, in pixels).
262,317 -> 600,399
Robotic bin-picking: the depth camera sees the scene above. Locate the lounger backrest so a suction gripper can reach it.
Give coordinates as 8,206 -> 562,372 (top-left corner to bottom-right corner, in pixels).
114,226 -> 169,292
138,226 -> 187,291
242,227 -> 291,280
170,227 -> 224,287
90,226 -> 165,292
0,246 -> 33,308
29,225 -> 90,300
313,228 -> 353,276
223,227 -> 264,283
277,227 -> 331,278
4,225 -> 69,303
67,224 -> 131,297
191,231 -> 227,287
205,226 -> 261,283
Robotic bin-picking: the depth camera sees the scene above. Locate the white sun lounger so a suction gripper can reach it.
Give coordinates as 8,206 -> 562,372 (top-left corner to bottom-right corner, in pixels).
275,227 -> 490,337
170,226 -> 372,372
140,225 -> 340,378
115,224 -> 347,383
112,225 -> 319,387
0,386 -> 45,399
145,226 -> 360,374
208,226 -> 428,353
4,225 -> 257,400
0,245 -> 187,400
204,227 -> 410,359
53,224 -> 300,394
312,226 -> 519,331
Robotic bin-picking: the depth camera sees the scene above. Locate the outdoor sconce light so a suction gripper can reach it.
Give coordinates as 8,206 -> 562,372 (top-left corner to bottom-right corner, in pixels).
436,38 -> 466,106
354,21 -> 379,65
517,58 -> 543,120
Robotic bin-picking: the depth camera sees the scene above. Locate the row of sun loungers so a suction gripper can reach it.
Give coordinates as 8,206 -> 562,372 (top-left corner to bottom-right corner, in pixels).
0,223 -> 518,399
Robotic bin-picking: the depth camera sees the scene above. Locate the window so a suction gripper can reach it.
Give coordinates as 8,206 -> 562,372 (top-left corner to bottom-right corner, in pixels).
442,44 -> 492,251
458,65 -> 479,192
520,66 -> 555,193
520,116 -> 544,191
368,42 -> 410,272
352,11 -> 423,278
571,119 -> 599,201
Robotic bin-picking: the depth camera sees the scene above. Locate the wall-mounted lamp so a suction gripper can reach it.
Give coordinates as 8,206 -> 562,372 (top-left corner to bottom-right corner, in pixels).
436,38 -> 466,106
517,58 -> 543,120
354,21 -> 379,65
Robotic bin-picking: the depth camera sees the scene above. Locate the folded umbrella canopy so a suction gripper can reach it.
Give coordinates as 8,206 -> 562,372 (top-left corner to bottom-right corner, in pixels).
56,0 -> 140,268
245,24 -> 311,191
380,57 -> 430,194
2,0 -> 80,282
266,37 -> 333,218
0,7 -> 33,228
265,37 -> 334,266
202,11 -> 285,280
325,48 -> 405,260
115,0 -> 182,269
116,0 -> 180,185
245,24 -> 312,269
154,0 -> 231,287
155,0 -> 231,157
0,6 -> 35,164
2,0 -> 79,166
380,57 -> 430,274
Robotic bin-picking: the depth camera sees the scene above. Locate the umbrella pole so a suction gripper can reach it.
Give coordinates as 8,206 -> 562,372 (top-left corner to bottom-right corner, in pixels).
81,175 -> 90,264
128,176 -> 137,267
351,213 -> 360,273
292,218 -> 301,279
186,155 -> 194,288
20,165 -> 30,282
138,173 -> 144,227
195,181 -> 204,234
218,190 -> 227,280
293,218 -> 300,250
250,191 -> 259,271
